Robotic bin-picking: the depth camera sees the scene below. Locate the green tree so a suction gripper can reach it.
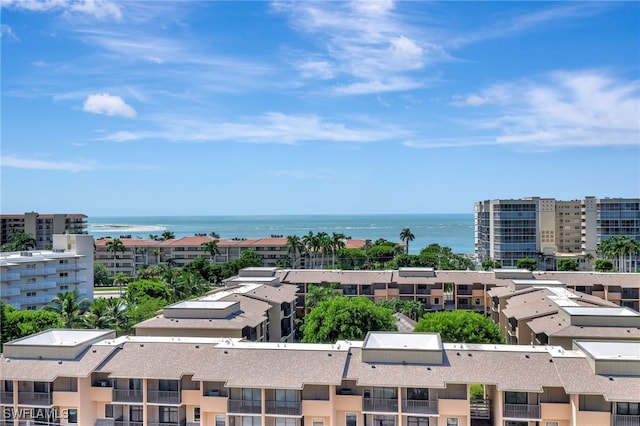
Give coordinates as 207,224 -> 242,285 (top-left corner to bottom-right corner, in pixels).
2,304 -> 64,345
183,257 -> 215,283
161,230 -> 176,240
329,233 -> 346,268
125,279 -> 172,304
305,283 -> 339,312
82,298 -> 117,329
94,261 -> 111,287
557,258 -> 579,271
201,240 -> 220,263
286,235 -> 304,269
114,272 -> 131,296
301,296 -> 397,343
414,311 -> 504,344
43,289 -> 92,328
336,248 -> 368,270
0,229 -> 37,252
377,299 -> 425,321
481,259 -> 501,271
209,231 -> 220,239
594,259 -> 614,272
400,227 -> 415,254
105,238 -> 126,275
516,257 -> 538,271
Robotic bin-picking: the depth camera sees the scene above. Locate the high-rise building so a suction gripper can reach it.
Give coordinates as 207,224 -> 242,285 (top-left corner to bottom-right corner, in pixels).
0,212 -> 88,250
475,197 -> 640,269
0,234 -> 94,310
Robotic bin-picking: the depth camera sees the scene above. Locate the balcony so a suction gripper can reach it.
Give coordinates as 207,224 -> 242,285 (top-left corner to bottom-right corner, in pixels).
612,415 -> 640,426
503,403 -> 541,419
265,400 -> 302,416
457,288 -> 473,296
227,399 -> 261,414
17,391 -> 52,406
363,398 -> 398,413
147,422 -> 186,426
147,390 -> 181,404
470,399 -> 491,419
2,287 -> 20,296
0,391 -> 13,404
114,421 -> 144,426
112,389 -> 143,403
402,399 -> 438,415
20,268 -> 57,277
0,272 -> 20,281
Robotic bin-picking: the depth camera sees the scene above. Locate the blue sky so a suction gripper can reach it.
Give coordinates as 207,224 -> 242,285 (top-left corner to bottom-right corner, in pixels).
1,1 -> 639,216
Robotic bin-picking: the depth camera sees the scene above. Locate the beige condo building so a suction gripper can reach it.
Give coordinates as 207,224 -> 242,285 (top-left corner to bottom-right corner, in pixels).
1,329 -> 638,426
0,213 -> 88,250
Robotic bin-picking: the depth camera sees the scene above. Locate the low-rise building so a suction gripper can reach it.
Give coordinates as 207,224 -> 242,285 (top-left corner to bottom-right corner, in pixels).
0,234 -> 94,310
1,329 -> 638,426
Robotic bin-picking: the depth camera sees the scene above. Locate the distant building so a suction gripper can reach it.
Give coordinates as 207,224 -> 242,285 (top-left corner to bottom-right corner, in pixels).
1,328 -> 639,426
94,236 -> 367,276
0,234 -> 94,310
0,212 -> 87,250
475,196 -> 640,269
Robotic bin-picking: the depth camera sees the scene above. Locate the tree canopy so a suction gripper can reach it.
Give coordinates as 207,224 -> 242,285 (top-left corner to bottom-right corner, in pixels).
516,257 -> 538,271
1,303 -> 64,348
557,258 -> 579,271
301,296 -> 397,343
0,230 -> 37,252
414,310 -> 504,344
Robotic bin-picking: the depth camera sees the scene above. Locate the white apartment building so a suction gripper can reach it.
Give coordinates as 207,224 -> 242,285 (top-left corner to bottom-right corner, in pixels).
0,234 -> 94,310
475,196 -> 640,269
0,212 -> 88,250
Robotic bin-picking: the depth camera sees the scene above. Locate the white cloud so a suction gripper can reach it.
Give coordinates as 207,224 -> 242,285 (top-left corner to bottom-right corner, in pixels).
0,24 -> 20,41
275,1 -> 446,94
449,70 -> 640,148
83,93 -> 137,118
1,155 -> 95,172
2,0 -> 122,21
100,111 -> 409,144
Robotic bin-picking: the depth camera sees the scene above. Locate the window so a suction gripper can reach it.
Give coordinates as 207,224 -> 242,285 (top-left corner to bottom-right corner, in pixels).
545,422 -> 559,426
505,392 -> 528,404
34,382 -> 49,393
159,380 -> 178,391
60,285 -> 69,291
446,419 -> 459,426
617,402 -> 640,415
433,297 -> 440,305
407,388 -> 428,400
129,378 -> 142,390
67,409 -> 77,423
159,406 -> 178,423
130,406 -> 143,422
407,418 -> 429,426
26,291 -> 37,297
346,414 -> 357,426
105,404 -> 113,418
241,417 -> 260,426
275,419 -> 297,426
275,389 -> 298,402
312,420 -> 324,426
242,388 -> 260,401
215,415 -> 225,426
475,298 -> 481,305
194,407 -> 200,422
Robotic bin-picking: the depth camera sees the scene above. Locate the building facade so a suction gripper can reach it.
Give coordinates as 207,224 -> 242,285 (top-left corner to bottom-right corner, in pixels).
474,196 -> 640,269
1,329 -> 638,426
0,213 -> 87,250
94,237 -> 367,277
0,234 -> 94,310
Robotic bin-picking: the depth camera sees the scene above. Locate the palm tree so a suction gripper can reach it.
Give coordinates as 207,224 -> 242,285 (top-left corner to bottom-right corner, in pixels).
114,272 -> 130,296
43,289 -> 91,328
149,234 -> 159,241
302,231 -> 316,269
153,248 -> 162,264
202,240 -> 220,264
161,230 -> 175,240
400,227 -> 415,254
286,235 -> 304,269
209,231 -> 220,239
105,238 -> 126,276
104,298 -> 129,331
315,232 -> 330,269
1,230 -> 37,252
82,299 -> 116,329
330,232 -> 346,268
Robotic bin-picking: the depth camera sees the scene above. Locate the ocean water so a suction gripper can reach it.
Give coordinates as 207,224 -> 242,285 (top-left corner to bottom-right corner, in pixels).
88,214 -> 475,255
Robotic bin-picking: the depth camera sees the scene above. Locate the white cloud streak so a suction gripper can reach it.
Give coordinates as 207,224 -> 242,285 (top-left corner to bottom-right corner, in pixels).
275,0 -> 447,95
419,70 -> 640,149
100,112 -> 408,144
2,0 -> 122,21
83,93 -> 137,118
0,24 -> 20,41
1,155 -> 95,172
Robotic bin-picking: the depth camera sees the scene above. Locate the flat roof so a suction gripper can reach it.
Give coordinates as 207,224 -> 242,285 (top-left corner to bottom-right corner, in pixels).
575,341 -> 640,361
168,300 -> 237,310
562,306 -> 640,317
7,329 -> 113,347
363,332 -> 442,351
